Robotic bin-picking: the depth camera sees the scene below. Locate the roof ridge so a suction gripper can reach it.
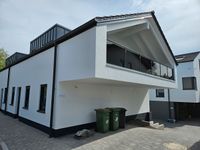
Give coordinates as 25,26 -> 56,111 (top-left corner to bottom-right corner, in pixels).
95,11 -> 154,22
175,51 -> 200,57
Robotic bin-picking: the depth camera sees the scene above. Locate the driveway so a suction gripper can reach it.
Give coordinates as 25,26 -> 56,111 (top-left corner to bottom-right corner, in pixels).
0,112 -> 200,150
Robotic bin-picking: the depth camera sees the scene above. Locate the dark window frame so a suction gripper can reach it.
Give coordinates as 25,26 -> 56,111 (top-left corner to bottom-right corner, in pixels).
16,87 -> 22,116
37,84 -> 47,113
182,77 -> 197,90
0,88 -> 3,105
23,86 -> 30,109
156,89 -> 165,97
3,88 -> 8,104
10,87 -> 15,106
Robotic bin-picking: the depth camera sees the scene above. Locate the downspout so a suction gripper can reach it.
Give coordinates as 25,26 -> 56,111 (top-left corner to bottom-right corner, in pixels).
167,88 -> 171,119
4,67 -> 11,113
49,44 -> 57,137
168,88 -> 175,123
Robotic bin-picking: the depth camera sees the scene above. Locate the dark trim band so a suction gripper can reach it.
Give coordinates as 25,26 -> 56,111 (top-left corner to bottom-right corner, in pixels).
18,116 -> 50,134
4,111 -> 17,118
11,112 -> 150,137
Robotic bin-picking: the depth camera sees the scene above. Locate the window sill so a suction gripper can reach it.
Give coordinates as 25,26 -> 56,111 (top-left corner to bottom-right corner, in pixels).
156,96 -> 165,98
22,107 -> 28,110
37,110 -> 45,114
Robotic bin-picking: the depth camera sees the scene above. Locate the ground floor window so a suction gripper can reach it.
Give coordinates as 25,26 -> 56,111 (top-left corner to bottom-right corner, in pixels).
38,84 -> 47,113
1,88 -> 3,104
10,87 -> 15,106
4,88 -> 8,104
156,89 -> 165,97
182,77 -> 196,90
23,86 -> 30,109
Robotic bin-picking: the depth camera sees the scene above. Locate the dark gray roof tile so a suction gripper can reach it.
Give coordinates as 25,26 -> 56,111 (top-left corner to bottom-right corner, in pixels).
175,51 -> 200,63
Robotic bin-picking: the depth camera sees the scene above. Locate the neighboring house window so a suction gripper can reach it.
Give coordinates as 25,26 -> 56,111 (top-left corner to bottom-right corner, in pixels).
38,84 -> 47,113
156,89 -> 165,97
10,87 -> 15,105
23,86 -> 30,109
182,77 -> 197,90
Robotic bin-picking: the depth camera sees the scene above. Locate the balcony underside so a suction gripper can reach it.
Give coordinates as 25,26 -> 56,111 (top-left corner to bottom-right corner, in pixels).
59,77 -> 175,89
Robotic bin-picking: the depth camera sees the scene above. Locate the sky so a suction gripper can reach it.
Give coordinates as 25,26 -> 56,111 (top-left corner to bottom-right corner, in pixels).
0,0 -> 200,56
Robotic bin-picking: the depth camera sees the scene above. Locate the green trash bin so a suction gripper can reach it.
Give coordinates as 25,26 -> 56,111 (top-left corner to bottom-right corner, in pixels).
117,108 -> 127,128
107,108 -> 121,131
95,108 -> 110,133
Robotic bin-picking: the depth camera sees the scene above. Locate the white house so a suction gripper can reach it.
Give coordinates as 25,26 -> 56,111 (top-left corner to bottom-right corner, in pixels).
0,11 -> 177,137
150,51 -> 200,121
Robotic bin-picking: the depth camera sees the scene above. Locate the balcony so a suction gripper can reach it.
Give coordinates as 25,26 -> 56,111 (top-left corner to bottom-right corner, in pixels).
107,40 -> 174,80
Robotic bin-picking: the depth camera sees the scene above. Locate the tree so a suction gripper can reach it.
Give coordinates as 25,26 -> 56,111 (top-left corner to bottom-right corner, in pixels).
0,48 -> 8,70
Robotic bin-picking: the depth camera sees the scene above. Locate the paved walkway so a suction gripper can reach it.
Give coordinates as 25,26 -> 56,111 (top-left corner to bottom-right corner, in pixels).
0,112 -> 200,150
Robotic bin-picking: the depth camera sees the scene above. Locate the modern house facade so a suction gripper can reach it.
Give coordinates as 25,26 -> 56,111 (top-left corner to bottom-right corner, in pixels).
150,51 -> 200,121
0,11 -> 177,137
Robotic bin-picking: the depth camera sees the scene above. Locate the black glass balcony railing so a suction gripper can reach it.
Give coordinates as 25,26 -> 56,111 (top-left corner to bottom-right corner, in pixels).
107,40 -> 174,80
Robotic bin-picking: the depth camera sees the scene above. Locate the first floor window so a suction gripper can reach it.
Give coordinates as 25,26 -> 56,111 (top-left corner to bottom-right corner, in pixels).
38,84 -> 47,113
10,87 -> 15,105
23,86 -> 30,109
182,77 -> 197,90
156,89 -> 165,97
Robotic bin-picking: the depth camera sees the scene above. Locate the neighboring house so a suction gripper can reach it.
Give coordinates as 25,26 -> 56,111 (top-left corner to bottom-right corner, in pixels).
0,11 -> 177,137
150,51 -> 200,121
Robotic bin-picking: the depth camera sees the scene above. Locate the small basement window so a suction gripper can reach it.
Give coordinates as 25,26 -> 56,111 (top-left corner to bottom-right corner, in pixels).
182,77 -> 197,90
23,86 -> 30,109
38,84 -> 47,113
156,89 -> 165,97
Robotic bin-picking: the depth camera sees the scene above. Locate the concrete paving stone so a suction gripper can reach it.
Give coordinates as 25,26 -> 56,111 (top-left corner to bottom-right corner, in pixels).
0,112 -> 200,150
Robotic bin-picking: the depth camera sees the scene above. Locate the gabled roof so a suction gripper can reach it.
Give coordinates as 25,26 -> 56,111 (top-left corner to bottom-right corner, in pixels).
94,11 -> 177,65
175,51 -> 200,63
0,11 -> 177,72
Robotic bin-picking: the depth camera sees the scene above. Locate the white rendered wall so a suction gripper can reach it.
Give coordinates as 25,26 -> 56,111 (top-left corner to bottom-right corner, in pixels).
0,69 -> 8,110
54,81 -> 149,129
6,48 -> 54,127
56,27 -> 96,82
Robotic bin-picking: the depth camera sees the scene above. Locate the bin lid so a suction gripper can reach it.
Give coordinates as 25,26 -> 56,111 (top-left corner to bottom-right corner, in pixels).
95,108 -> 110,113
106,107 -> 121,112
115,107 -> 127,111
